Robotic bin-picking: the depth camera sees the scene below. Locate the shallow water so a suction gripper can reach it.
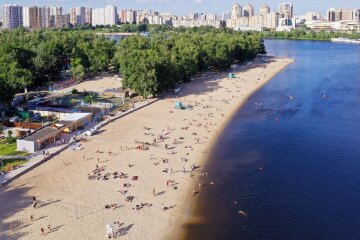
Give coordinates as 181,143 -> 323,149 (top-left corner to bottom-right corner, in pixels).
184,40 -> 360,240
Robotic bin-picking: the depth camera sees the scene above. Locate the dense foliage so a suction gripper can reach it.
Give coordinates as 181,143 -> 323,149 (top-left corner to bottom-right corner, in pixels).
0,28 -> 116,103
261,29 -> 360,41
0,26 -> 266,102
115,29 -> 266,98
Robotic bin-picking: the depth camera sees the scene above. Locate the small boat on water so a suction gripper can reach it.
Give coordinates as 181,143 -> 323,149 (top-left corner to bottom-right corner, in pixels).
239,210 -> 247,216
321,93 -> 327,100
331,38 -> 360,44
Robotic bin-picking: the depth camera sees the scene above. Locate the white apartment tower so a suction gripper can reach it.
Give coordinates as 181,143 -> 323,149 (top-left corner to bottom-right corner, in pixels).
231,3 -> 242,20
2,4 -> 23,29
92,5 -> 117,26
260,4 -> 270,17
104,5 -> 117,25
92,8 -> 105,26
243,4 -> 254,18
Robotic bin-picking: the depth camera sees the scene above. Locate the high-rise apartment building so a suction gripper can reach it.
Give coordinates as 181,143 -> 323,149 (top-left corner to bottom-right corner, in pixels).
92,6 -> 117,26
188,12 -> 199,20
70,7 -> 86,26
40,7 -> 51,28
327,8 -> 340,21
126,9 -> 136,24
279,3 -> 293,18
104,5 -> 117,25
231,3 -> 242,20
50,6 -> 62,16
85,8 -> 92,25
260,4 -> 270,17
243,4 -> 254,18
23,6 -> 41,28
119,10 -> 126,23
2,4 -> 23,29
92,7 -> 105,26
264,12 -> 279,29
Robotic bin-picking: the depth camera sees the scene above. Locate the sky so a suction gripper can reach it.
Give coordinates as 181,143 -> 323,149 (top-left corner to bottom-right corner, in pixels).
1,0 -> 359,16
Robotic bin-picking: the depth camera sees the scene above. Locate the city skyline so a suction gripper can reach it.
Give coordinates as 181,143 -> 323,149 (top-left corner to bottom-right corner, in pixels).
1,0 -> 359,16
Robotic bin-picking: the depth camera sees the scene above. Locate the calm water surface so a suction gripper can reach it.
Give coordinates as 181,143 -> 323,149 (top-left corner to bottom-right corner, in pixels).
184,40 -> 360,240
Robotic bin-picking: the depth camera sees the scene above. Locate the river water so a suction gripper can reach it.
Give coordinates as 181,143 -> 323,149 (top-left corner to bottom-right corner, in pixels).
184,39 -> 360,240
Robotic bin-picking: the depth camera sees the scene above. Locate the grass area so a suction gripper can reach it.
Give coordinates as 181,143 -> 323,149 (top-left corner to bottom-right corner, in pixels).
0,139 -> 28,156
0,158 -> 28,172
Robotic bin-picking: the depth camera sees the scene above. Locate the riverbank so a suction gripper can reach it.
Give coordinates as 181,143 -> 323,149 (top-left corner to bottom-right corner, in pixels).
0,56 -> 293,240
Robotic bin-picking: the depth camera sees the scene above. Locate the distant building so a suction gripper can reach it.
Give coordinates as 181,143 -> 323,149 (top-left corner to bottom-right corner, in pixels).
231,3 -> 242,20
104,5 -> 118,25
276,18 -> 295,31
2,4 -> 23,29
85,8 -> 92,25
188,12 -> 199,20
23,6 -> 40,29
70,7 -> 86,26
125,9 -> 136,24
54,14 -> 70,28
260,4 -> 270,17
327,8 -> 354,22
279,3 -> 293,18
222,12 -> 230,21
355,9 -> 360,22
92,5 -> 117,26
50,6 -> 62,16
306,20 -> 360,32
263,12 -> 279,29
92,7 -> 105,26
305,12 -> 321,22
243,4 -> 254,18
172,17 -> 223,28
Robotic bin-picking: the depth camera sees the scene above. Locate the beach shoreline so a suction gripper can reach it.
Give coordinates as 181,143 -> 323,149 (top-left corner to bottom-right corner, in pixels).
169,57 -> 295,240
0,56 -> 294,240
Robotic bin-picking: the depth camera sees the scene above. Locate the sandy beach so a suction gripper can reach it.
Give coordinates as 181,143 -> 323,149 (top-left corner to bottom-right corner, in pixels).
0,57 -> 293,240
61,74 -> 122,93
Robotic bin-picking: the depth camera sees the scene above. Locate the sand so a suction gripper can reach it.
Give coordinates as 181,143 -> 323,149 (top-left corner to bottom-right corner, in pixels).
61,74 -> 122,93
0,57 -> 293,240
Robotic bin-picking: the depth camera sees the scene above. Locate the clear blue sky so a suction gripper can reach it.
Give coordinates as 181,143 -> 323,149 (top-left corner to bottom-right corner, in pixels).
2,0 -> 359,16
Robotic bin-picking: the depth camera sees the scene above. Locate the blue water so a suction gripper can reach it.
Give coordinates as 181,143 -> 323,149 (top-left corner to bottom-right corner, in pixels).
184,40 -> 360,240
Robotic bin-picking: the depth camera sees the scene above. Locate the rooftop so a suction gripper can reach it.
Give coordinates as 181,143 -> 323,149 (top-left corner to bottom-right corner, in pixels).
60,112 -> 91,122
21,126 -> 61,142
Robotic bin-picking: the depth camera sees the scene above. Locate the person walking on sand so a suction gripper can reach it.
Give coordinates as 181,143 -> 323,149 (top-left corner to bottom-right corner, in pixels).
32,197 -> 38,208
153,188 -> 156,196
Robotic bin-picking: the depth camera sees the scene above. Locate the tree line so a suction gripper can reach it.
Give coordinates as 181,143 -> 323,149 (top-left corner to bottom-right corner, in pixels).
261,29 -> 360,41
114,28 -> 266,98
0,28 -> 116,103
0,26 -> 266,103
